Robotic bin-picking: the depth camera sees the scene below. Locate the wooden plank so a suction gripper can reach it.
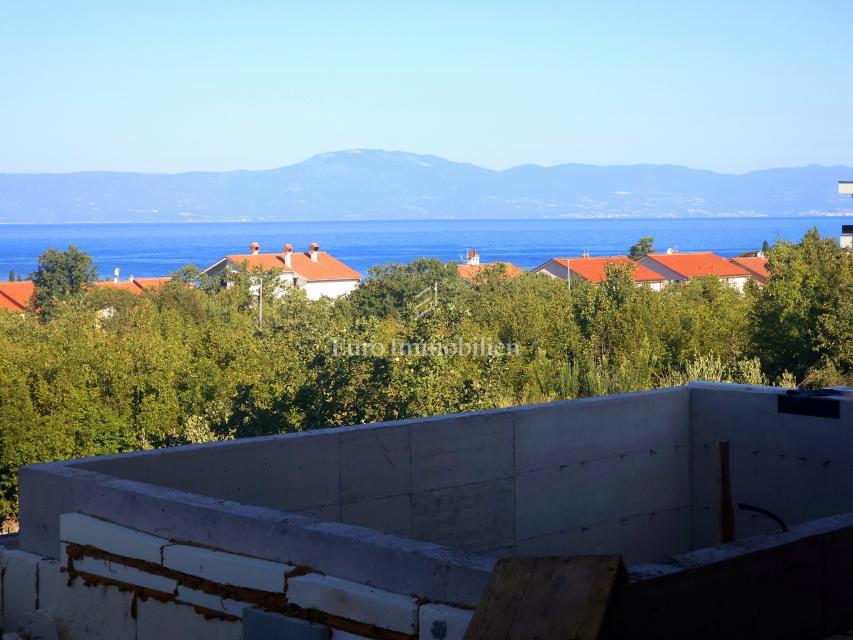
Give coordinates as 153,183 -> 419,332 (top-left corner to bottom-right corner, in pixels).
718,440 -> 735,543
464,556 -> 624,640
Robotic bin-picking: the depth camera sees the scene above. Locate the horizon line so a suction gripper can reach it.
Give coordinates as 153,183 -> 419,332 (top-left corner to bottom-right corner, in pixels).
1,148 -> 852,178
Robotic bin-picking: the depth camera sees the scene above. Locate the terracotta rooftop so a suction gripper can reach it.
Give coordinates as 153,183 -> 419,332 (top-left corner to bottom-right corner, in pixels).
729,256 -> 769,282
457,262 -> 526,283
218,251 -> 362,282
547,256 -> 666,283
0,281 -> 35,311
93,277 -> 171,294
642,252 -> 750,278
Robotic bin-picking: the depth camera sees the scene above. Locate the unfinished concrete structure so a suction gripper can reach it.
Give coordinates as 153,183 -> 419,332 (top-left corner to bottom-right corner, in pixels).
1,382 -> 852,639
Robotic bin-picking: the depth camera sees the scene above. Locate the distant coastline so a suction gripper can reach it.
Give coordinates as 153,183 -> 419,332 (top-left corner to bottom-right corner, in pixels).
1,150 -> 851,224
1,212 -> 852,225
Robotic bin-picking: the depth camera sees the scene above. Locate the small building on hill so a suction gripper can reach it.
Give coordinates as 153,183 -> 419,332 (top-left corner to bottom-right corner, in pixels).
532,255 -> 667,290
639,251 -> 751,290
729,256 -> 769,285
203,243 -> 362,300
455,249 -> 525,284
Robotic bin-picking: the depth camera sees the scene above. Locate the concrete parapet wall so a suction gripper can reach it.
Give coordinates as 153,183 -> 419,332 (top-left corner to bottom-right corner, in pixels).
60,386 -> 691,563
14,383 -> 851,636
17,386 -> 691,612
689,382 -> 853,548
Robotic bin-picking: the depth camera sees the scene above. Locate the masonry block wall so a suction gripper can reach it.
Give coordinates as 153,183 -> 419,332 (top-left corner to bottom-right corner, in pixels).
1,513 -> 473,639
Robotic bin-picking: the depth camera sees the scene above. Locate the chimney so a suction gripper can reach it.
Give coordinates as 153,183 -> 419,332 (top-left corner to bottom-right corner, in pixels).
113,267 -> 120,283
309,242 -> 319,263
283,244 -> 293,268
666,247 -> 676,255
250,242 -> 261,255
466,249 -> 480,266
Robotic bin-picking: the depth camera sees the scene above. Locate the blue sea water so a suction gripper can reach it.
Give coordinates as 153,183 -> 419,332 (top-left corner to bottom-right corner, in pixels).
0,217 -> 850,279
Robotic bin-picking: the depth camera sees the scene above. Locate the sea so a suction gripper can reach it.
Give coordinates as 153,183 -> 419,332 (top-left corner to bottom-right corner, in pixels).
0,217 -> 850,279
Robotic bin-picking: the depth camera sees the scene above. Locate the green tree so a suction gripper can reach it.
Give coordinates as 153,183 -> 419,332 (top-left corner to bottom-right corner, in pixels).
170,264 -> 206,286
750,229 -> 852,385
628,237 -> 655,260
30,246 -> 97,316
343,258 -> 467,320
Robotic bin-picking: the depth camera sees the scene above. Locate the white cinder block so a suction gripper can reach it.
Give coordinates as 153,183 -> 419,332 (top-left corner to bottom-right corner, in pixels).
163,544 -> 292,592
21,609 -> 59,640
287,573 -> 418,634
60,513 -> 167,564
3,550 -> 41,631
419,604 -> 473,640
137,597 -> 241,640
73,555 -> 177,595
175,586 -> 252,618
38,558 -> 135,640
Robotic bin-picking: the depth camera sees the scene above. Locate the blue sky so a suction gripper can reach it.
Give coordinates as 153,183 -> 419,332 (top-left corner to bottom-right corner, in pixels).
1,1 -> 851,174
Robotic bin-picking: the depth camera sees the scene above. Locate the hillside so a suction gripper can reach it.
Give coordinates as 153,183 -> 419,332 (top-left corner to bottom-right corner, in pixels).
1,150 -> 851,222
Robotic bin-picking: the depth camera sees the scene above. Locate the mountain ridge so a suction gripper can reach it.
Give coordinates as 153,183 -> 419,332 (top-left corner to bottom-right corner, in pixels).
1,150 -> 851,223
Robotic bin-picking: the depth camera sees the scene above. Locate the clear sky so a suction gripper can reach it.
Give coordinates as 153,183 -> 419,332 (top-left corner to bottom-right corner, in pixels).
1,1 -> 851,174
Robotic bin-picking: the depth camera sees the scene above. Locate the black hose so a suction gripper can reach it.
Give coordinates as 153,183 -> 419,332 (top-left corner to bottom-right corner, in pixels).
737,502 -> 789,532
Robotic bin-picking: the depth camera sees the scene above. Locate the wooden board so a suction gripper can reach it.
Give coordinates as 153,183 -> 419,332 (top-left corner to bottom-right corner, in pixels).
464,556 -> 625,640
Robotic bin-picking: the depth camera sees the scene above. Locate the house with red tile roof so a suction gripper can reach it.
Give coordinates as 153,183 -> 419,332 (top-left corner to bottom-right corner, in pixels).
532,256 -> 667,290
94,276 -> 171,294
456,249 -> 525,283
203,242 -> 362,300
639,251 -> 751,290
0,277 -> 170,313
0,280 -> 35,312
729,256 -> 769,285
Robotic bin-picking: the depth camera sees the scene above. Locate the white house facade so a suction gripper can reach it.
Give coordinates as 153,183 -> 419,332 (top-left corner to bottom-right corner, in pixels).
203,242 -> 362,300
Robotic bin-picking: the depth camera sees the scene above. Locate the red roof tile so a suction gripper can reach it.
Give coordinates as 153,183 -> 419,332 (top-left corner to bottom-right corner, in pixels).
729,256 -> 769,282
643,253 -> 750,278
544,256 -> 665,283
0,281 -> 34,311
224,254 -> 291,272
457,262 -> 526,282
289,252 -> 362,281
93,277 -> 171,295
220,252 -> 362,282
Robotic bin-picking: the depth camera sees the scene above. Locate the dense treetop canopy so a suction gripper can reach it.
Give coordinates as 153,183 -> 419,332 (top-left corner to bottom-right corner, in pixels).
0,230 -> 849,523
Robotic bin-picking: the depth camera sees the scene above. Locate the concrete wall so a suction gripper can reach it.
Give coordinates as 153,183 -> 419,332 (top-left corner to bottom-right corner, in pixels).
304,279 -> 359,300
12,383 -> 853,637
69,387 -> 691,564
689,382 -> 853,549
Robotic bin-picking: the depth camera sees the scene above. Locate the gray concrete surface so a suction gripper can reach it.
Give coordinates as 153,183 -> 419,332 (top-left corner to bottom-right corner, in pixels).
16,383 -> 853,609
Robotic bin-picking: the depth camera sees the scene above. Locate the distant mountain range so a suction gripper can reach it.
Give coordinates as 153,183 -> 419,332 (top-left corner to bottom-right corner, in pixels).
1,150 -> 851,223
